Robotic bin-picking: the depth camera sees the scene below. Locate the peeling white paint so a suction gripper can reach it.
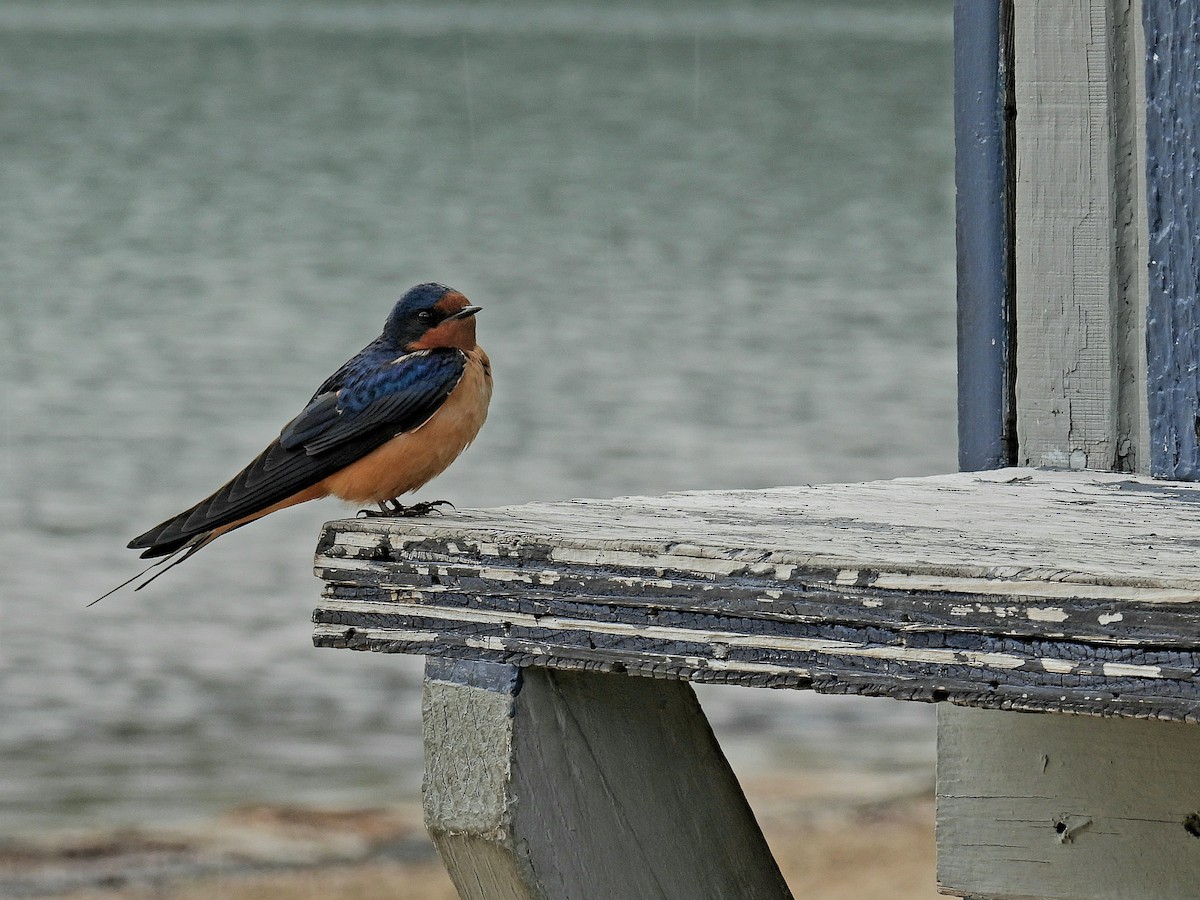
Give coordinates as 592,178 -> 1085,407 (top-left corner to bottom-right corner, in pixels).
317,601 -> 1031,671
1040,659 -> 1077,674
703,658 -> 811,677
1027,607 -> 1070,623
336,531 -> 387,549
1102,662 -> 1164,679
318,468 -> 1200,714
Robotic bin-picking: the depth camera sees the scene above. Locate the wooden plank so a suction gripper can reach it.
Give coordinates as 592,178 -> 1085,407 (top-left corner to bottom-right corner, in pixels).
1012,0 -> 1147,471
312,469 -> 1200,719
315,469 -> 1200,593
1111,0 -> 1150,476
955,0 -> 1016,472
422,658 -> 792,900
1144,0 -> 1200,479
937,706 -> 1200,899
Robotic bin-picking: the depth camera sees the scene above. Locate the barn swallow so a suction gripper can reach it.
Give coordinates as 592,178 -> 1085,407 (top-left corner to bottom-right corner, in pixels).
98,283 -> 491,601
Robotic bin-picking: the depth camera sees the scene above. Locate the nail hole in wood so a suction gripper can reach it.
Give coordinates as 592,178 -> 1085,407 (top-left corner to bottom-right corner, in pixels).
1183,813 -> 1200,838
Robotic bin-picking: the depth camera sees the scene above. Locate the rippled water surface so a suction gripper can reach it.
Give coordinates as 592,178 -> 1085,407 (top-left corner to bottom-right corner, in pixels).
1,0 -> 953,832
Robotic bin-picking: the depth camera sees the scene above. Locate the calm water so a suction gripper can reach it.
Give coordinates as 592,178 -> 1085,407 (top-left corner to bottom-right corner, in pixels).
1,1 -> 953,833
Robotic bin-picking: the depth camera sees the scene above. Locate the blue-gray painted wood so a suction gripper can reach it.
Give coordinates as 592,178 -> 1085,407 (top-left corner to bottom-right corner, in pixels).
1144,0 -> 1200,480
425,656 -> 522,694
955,0 -> 1014,472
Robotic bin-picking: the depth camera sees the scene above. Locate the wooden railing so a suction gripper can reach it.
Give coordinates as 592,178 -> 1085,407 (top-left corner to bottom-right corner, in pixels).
315,469 -> 1200,719
314,468 -> 1200,899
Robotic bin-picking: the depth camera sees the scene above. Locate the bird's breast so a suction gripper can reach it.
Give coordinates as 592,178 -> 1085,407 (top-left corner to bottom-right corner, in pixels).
321,347 -> 492,503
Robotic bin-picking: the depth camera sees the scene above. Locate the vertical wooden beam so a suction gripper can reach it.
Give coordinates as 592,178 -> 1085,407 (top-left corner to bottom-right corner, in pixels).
956,0 -> 1017,472
1012,0 -> 1148,472
1111,0 -> 1150,475
1144,0 -> 1200,479
422,658 -> 793,900
937,708 -> 1200,900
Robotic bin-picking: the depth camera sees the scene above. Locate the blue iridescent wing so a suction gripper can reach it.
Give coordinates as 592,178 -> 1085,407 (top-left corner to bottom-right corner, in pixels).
280,350 -> 465,454
129,349 -> 466,557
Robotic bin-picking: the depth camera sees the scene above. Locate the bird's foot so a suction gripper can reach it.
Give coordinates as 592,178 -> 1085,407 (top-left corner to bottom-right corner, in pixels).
357,499 -> 455,518
396,499 -> 455,518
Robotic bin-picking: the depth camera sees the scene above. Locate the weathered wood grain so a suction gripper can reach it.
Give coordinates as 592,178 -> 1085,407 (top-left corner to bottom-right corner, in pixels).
1012,0 -> 1148,472
422,658 -> 792,900
422,661 -> 533,900
937,706 -> 1200,899
313,468 -> 1200,720
1111,0 -> 1150,476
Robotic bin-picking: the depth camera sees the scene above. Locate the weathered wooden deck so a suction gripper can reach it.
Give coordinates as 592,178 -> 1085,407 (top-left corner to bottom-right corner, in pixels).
314,467 -> 1200,722
315,469 -> 1200,899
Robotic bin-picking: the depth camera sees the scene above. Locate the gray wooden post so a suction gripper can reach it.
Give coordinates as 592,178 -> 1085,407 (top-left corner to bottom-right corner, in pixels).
421,659 -> 792,900
938,709 -> 1200,898
1009,0 -> 1148,474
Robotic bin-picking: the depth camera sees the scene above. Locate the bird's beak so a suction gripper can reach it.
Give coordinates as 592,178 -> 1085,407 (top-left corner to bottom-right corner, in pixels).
446,305 -> 482,320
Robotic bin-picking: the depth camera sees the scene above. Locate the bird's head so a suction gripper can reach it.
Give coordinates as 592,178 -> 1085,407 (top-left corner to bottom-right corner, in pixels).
383,283 -> 482,352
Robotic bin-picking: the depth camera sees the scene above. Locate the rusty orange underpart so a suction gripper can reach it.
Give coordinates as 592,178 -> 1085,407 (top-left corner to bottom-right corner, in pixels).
320,347 -> 492,502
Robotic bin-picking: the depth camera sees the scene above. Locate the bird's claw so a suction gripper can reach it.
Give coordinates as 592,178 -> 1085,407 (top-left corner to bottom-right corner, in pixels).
401,499 -> 455,517
357,499 -> 455,518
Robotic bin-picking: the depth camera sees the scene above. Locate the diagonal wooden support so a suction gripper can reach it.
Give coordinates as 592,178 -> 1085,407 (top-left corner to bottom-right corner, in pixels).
421,657 -> 792,900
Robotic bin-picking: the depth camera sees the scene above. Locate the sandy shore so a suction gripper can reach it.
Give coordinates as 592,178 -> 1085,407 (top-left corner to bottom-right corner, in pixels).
2,770 -> 939,899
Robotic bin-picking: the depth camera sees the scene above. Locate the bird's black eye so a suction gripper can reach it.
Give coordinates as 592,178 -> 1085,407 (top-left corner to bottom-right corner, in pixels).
417,310 -> 434,323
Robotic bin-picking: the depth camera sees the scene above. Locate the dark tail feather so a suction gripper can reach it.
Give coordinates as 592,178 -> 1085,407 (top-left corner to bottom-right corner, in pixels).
126,437 -> 331,557
89,554 -> 177,607
131,533 -> 218,591
90,532 -> 215,607
133,533 -> 193,560
128,510 -> 205,558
